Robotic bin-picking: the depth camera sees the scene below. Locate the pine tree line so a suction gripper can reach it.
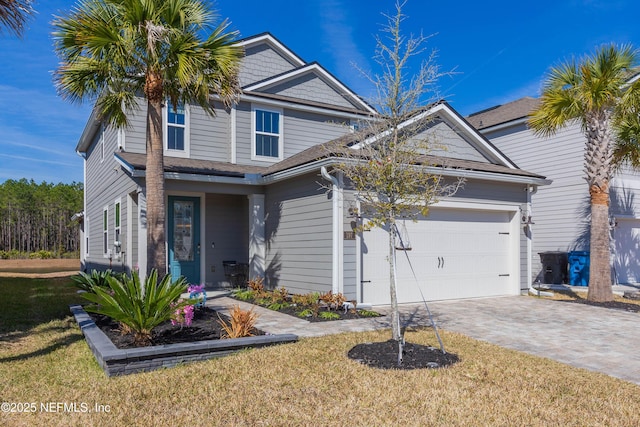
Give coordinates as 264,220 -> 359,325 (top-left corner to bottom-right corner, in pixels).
0,179 -> 83,258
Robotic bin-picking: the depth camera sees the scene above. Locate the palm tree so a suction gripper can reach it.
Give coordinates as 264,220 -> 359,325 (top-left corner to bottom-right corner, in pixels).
0,0 -> 34,36
529,44 -> 640,302
53,0 -> 243,274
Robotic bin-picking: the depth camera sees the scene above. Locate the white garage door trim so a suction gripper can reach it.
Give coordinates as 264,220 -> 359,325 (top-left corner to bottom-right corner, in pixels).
613,217 -> 640,284
357,201 -> 521,305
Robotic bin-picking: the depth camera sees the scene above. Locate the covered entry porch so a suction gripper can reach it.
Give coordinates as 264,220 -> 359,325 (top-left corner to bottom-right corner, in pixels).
166,191 -> 265,288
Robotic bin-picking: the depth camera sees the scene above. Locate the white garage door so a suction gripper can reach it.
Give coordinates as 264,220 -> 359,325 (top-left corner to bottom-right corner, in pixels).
361,207 -> 517,305
613,219 -> 640,284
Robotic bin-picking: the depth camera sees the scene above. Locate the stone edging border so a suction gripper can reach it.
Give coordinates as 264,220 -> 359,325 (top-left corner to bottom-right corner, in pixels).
70,304 -> 298,376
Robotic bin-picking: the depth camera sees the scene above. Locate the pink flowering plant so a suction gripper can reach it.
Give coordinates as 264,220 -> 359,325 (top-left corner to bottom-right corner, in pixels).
171,300 -> 196,327
171,284 -> 206,327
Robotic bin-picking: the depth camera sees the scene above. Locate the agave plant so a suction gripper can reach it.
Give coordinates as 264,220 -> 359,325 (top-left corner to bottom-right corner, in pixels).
81,269 -> 190,345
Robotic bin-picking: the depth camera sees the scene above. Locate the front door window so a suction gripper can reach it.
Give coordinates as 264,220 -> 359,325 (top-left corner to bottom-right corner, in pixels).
173,201 -> 194,261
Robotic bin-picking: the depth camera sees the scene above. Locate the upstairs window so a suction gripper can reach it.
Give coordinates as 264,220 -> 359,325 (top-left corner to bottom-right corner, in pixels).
253,107 -> 282,160
164,102 -> 189,157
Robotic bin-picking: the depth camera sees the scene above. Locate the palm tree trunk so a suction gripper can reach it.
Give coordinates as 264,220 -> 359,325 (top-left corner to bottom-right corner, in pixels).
145,71 -> 166,275
587,183 -> 614,301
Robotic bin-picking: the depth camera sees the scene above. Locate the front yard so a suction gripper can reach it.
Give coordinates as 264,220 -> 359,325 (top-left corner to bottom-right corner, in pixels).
1,276 -> 639,426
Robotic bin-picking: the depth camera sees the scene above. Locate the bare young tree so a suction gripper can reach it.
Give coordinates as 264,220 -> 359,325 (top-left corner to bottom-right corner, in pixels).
330,1 -> 462,365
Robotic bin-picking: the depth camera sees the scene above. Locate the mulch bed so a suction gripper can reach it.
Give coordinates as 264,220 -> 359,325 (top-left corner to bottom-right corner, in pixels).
90,307 -> 264,349
229,297 -> 383,322
273,305 -> 383,322
348,339 -> 460,370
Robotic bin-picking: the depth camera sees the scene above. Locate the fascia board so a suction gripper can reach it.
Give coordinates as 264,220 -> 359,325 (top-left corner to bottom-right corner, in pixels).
239,93 -> 370,120
477,117 -> 529,134
235,33 -> 306,67
76,108 -> 101,153
262,156 -> 551,187
426,165 -> 552,186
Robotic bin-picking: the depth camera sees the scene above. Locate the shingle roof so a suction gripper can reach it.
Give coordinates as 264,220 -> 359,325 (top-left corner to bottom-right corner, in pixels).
116,152 -> 267,176
116,134 -> 545,182
466,97 -> 541,130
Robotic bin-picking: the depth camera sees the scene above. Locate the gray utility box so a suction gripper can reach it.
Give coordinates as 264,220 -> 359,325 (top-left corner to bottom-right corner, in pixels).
538,251 -> 568,284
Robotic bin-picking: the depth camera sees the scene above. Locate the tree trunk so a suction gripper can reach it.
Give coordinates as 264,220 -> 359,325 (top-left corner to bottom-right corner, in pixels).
145,71 -> 166,275
388,219 -> 401,341
587,183 -> 614,301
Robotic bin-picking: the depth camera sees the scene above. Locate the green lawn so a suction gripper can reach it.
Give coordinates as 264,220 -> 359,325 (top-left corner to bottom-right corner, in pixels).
1,276 -> 639,426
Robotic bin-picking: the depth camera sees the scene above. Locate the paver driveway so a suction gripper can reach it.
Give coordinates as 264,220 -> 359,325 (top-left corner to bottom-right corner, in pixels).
212,295 -> 640,385
418,296 -> 640,385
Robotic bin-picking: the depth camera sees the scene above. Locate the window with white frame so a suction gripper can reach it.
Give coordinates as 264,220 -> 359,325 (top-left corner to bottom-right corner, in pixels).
252,106 -> 282,160
103,207 -> 108,256
164,102 -> 189,157
114,199 -> 121,255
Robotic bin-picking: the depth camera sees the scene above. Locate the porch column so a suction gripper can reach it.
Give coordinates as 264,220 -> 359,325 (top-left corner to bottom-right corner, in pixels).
248,194 -> 265,280
137,189 -> 148,279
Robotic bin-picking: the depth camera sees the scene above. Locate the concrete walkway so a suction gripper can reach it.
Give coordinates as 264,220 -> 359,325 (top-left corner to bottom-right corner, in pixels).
207,295 -> 640,385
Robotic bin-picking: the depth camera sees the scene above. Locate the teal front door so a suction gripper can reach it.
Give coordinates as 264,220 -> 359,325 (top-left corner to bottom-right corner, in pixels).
168,196 -> 201,284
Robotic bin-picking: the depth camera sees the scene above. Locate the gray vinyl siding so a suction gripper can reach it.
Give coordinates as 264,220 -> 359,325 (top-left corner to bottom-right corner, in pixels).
448,179 -> 526,205
484,123 -> 587,282
235,101 -> 351,166
263,73 -> 357,109
423,120 -> 492,162
264,173 -> 333,294
84,125 -> 138,272
189,102 -> 230,162
120,98 -> 147,154
239,43 -> 298,87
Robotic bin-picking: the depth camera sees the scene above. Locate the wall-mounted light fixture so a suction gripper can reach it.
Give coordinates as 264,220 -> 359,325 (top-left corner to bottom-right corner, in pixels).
521,210 -> 534,225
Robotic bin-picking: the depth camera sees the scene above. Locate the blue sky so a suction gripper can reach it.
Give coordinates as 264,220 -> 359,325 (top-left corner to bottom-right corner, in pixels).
1,0 -> 639,184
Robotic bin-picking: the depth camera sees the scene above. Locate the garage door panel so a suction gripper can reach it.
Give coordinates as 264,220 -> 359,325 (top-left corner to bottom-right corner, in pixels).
362,208 -> 515,304
614,220 -> 640,284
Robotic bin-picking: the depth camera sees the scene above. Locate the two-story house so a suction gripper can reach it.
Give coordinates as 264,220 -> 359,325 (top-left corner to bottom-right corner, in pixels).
76,33 -> 549,305
468,97 -> 640,286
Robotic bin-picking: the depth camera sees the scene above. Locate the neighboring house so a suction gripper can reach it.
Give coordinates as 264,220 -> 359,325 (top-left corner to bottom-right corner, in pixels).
467,97 -> 640,286
75,33 -> 548,305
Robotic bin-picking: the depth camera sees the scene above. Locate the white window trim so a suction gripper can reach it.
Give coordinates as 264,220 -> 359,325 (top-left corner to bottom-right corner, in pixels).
251,105 -> 283,162
163,101 -> 190,158
103,206 -> 109,258
114,198 -> 122,256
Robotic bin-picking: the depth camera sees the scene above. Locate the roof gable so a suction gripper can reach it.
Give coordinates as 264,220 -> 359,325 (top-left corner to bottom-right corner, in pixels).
243,62 -> 375,113
352,102 -> 518,169
236,33 -> 305,87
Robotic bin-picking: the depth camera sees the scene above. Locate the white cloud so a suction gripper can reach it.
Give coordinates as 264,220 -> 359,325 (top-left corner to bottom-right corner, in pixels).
316,0 -> 374,98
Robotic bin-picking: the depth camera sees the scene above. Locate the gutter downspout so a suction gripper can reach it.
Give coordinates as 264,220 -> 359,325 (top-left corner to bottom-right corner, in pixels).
321,166 -> 343,294
526,185 -> 553,297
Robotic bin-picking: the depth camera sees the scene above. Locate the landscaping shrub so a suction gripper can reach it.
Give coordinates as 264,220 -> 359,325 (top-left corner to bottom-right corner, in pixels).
71,269 -> 121,293
217,305 -> 258,338
80,269 -> 193,345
